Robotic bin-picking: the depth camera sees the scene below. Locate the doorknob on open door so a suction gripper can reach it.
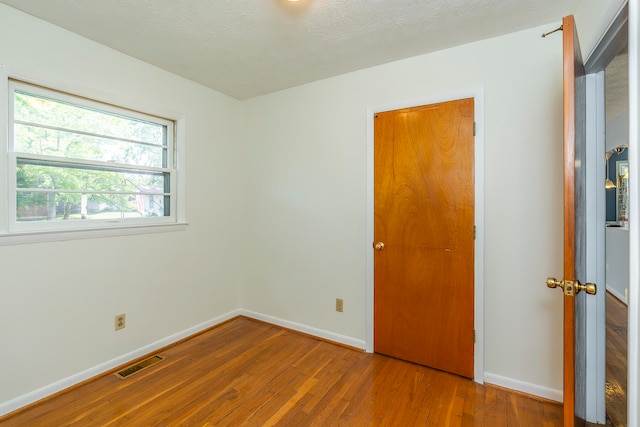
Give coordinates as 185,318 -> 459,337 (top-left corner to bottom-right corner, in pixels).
576,281 -> 597,295
546,277 -> 565,291
546,277 -> 597,296
373,242 -> 385,251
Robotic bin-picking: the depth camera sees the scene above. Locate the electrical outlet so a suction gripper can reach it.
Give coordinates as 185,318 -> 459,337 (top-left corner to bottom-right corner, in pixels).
115,313 -> 126,331
336,298 -> 343,313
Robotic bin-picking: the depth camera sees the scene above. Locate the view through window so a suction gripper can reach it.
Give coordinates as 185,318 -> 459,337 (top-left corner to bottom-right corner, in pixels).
9,80 -> 176,231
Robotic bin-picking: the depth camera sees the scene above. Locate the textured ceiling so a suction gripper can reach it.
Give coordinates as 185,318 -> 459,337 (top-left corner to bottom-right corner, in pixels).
0,0 -> 577,100
606,50 -> 629,123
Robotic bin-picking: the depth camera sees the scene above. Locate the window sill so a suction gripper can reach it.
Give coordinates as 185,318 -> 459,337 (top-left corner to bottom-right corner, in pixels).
0,222 -> 188,246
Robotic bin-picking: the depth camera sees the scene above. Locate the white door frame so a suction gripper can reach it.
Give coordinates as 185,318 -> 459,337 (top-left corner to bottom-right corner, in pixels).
627,1 -> 639,425
583,2 -> 637,424
365,88 -> 485,385
584,67 -> 607,425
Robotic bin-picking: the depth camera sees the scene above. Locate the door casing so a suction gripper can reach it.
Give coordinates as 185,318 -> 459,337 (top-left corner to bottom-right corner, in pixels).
365,88 -> 485,385
582,3 -> 629,423
628,2 -> 639,425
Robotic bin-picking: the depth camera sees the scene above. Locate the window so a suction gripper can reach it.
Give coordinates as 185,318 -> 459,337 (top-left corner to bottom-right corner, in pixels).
7,80 -> 178,235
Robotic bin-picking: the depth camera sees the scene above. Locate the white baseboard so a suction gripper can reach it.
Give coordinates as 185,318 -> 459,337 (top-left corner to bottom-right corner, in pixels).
484,372 -> 563,403
239,309 -> 366,350
606,285 -> 628,305
0,309 -> 242,417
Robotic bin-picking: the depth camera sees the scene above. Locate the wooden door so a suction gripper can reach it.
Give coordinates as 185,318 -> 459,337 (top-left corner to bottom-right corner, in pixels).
561,15 -> 589,427
373,98 -> 475,379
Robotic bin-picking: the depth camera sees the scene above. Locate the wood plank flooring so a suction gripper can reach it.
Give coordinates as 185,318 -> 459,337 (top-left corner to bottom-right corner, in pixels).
0,316 -> 563,426
605,291 -> 627,427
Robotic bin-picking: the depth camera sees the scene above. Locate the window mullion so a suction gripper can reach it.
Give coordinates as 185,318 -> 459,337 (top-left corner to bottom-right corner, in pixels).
17,188 -> 170,196
15,153 -> 173,175
15,120 -> 167,149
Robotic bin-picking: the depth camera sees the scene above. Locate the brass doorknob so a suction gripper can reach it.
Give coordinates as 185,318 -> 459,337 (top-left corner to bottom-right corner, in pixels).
374,242 -> 385,251
546,277 -> 565,290
576,281 -> 597,295
546,277 -> 597,296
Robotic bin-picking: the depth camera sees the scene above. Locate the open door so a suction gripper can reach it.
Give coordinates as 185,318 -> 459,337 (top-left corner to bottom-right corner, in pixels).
546,15 -> 597,427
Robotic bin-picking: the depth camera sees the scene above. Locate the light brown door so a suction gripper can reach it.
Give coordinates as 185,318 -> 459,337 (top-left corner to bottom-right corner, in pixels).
373,98 -> 475,378
560,14 -> 589,427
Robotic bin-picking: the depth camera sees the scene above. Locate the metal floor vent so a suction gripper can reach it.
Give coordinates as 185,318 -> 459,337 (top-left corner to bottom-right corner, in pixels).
114,355 -> 164,379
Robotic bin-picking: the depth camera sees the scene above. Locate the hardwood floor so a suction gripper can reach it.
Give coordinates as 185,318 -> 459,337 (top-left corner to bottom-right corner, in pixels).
0,317 -> 563,426
606,291 -> 627,427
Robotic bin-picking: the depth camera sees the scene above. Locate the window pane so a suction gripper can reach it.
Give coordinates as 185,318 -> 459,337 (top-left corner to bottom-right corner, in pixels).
17,161 -> 168,193
14,91 -> 165,146
16,191 -> 166,222
14,123 -> 165,167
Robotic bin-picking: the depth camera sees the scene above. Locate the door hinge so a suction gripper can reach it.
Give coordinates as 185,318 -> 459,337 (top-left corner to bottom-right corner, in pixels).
473,122 -> 476,136
473,329 -> 476,343
473,225 -> 476,240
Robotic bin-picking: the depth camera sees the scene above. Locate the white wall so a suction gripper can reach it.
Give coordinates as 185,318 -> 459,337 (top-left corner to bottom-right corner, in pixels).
575,0 -> 628,60
241,25 -> 566,398
606,228 -> 630,301
0,5 -> 243,410
607,111 -> 630,151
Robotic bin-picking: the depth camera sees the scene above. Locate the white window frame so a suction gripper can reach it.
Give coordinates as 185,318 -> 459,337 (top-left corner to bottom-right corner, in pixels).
0,71 -> 187,245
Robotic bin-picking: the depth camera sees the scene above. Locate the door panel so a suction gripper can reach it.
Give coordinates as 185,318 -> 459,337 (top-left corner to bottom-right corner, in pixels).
373,98 -> 474,378
562,14 -> 588,426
